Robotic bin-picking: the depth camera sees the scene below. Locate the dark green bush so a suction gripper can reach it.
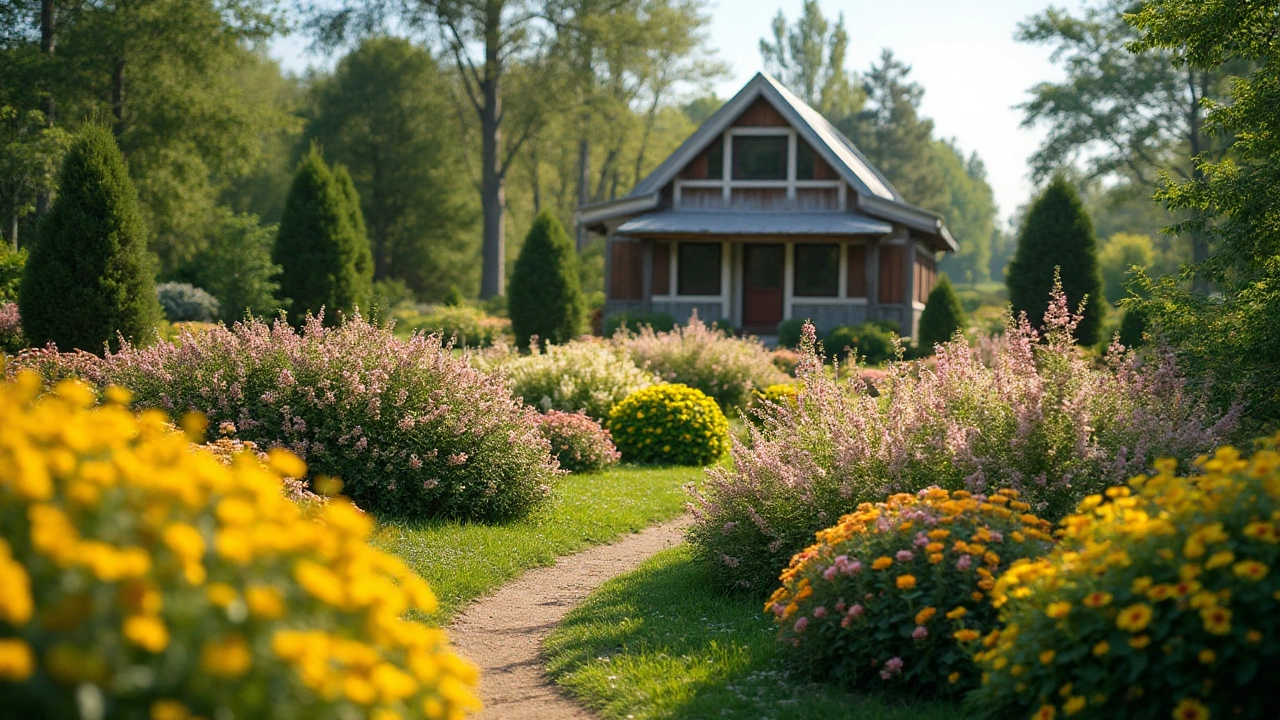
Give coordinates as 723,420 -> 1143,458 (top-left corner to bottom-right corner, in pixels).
443,284 -> 465,307
508,210 -> 586,349
603,311 -> 676,338
777,318 -> 806,348
917,274 -> 967,353
0,247 -> 24,304
1118,306 -> 1147,348
825,323 -> 896,364
188,209 -> 283,322
19,125 -> 160,354
273,146 -> 373,326
607,384 -> 729,466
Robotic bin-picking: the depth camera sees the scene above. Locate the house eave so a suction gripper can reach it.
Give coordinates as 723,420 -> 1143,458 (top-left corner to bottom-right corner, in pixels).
577,193 -> 661,231
857,195 -> 958,253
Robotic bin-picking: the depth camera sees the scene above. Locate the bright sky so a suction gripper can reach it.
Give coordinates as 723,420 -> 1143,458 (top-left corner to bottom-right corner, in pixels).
270,0 -> 1087,224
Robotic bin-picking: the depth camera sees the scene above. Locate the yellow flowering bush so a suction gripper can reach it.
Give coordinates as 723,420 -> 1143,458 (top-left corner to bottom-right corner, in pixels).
766,488 -> 1054,695
607,384 -> 729,466
968,438 -> 1280,720
748,383 -> 799,427
0,368 -> 480,720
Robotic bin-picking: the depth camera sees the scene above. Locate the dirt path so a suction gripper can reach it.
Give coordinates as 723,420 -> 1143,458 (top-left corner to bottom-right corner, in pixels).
448,517 -> 690,720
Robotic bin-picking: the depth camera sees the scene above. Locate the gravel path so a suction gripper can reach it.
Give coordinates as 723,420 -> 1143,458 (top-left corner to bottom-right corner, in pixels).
449,517 -> 691,720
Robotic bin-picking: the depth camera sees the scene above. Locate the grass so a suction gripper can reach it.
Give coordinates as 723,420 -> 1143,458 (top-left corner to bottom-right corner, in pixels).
376,464 -> 698,620
545,546 -> 969,720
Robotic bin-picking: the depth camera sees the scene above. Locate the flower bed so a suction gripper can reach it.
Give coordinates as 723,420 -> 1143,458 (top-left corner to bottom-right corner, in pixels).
0,370 -> 480,718
538,410 -> 621,473
767,489 -> 1054,696
967,439 -> 1280,720
496,340 -> 656,421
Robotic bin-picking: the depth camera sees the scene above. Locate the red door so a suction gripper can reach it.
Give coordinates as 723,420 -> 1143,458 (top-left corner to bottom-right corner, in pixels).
742,243 -> 784,333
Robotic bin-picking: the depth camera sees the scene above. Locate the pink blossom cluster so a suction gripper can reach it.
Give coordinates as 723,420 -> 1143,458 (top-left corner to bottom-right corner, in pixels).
0,303 -> 23,354
536,410 -> 621,474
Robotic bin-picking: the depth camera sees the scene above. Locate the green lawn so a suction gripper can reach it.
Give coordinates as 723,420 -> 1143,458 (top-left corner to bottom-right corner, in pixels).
376,465 -> 698,620
545,546 -> 970,720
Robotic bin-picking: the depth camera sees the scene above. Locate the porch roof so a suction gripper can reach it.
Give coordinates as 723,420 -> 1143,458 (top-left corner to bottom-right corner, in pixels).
615,210 -> 893,237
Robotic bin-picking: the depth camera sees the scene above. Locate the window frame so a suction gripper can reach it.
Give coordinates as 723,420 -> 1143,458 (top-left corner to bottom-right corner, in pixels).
676,242 -> 723,297
791,243 -> 841,298
731,135 -> 789,181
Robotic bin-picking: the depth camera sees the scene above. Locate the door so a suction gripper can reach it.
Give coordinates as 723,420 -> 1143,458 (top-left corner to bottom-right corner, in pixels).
742,243 -> 785,332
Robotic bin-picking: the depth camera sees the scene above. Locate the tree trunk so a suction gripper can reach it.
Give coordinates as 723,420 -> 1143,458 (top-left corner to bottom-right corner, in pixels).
111,56 -> 127,138
530,141 -> 542,213
8,212 -> 18,251
478,10 -> 505,299
35,0 -> 57,218
575,136 -> 590,252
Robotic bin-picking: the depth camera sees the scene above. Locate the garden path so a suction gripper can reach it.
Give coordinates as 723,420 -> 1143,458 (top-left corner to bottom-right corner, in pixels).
449,516 -> 691,719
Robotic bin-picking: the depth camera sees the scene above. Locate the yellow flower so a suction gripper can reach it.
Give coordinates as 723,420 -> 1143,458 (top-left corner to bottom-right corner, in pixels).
872,556 -> 893,571
1200,606 -> 1232,635
1232,560 -> 1268,581
123,615 -> 170,653
1063,696 -> 1087,715
1204,550 -> 1235,570
200,633 -> 252,678
1116,603 -> 1153,633
1039,650 -> 1055,665
1091,640 -> 1110,657
206,582 -> 239,609
1131,576 -> 1153,594
1128,634 -> 1151,649
1045,601 -> 1072,619
1242,521 -> 1278,543
953,629 -> 980,642
1197,649 -> 1215,664
947,671 -> 961,684
1171,698 -> 1210,720
896,574 -> 917,590
0,639 -> 35,681
945,606 -> 967,620
149,700 -> 191,720
1033,705 -> 1057,720
162,523 -> 206,563
1245,629 -> 1262,644
915,607 -> 936,624
246,586 -> 287,620
1082,591 -> 1113,608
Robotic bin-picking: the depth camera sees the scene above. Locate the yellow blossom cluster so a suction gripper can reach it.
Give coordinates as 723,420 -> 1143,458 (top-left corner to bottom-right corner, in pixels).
766,487 -> 1054,695
607,383 -> 729,466
0,368 -> 480,719
966,438 -> 1280,720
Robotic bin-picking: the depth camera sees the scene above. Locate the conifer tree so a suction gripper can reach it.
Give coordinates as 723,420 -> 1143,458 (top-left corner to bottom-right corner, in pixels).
19,126 -> 160,354
1007,176 -> 1105,345
917,274 -> 966,353
332,163 -> 374,309
273,146 -> 372,325
508,210 -> 585,349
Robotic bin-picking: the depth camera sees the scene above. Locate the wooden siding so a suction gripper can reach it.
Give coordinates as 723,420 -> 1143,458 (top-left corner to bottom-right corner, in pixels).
806,141 -> 839,180
679,142 -> 720,180
730,187 -> 788,210
732,97 -> 788,127
914,250 -> 937,304
791,302 -> 868,335
653,242 -> 671,295
609,241 -> 644,300
878,245 -> 906,304
678,187 -> 726,210
794,186 -> 840,210
846,244 -> 867,297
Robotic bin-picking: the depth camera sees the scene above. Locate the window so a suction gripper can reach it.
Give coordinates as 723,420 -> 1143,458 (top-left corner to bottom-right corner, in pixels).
796,140 -> 816,180
678,243 -> 722,296
706,138 -> 724,180
732,136 -> 788,180
793,244 -> 840,297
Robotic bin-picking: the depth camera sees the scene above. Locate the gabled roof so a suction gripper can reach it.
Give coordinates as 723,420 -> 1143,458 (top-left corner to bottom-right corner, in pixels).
580,71 -> 957,252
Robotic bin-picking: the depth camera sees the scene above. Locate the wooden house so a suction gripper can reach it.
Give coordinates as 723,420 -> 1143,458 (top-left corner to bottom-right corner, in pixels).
578,72 -> 956,339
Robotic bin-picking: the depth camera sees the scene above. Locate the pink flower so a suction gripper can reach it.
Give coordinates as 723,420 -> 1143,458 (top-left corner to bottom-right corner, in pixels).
771,603 -> 786,617
956,554 -> 972,571
835,600 -> 846,613
409,455 -> 422,470
793,617 -> 809,633
848,603 -> 864,617
812,606 -> 827,619
822,565 -> 839,582
896,549 -> 915,562
914,532 -> 930,547
912,625 -> 928,640
885,657 -> 903,673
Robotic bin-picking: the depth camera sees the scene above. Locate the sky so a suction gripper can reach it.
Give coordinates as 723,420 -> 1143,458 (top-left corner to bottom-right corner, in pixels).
269,0 -> 1088,225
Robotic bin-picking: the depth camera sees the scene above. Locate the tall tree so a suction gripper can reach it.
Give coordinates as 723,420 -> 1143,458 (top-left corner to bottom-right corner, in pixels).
307,37 -> 477,299
19,125 -> 160,353
0,106 -> 68,248
758,0 -> 861,120
1016,0 -> 1239,268
935,140 -> 997,284
1007,176 -> 1106,345
508,208 -> 584,348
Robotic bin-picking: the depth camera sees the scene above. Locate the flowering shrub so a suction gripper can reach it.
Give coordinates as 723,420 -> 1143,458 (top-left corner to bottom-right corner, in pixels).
967,440 -> 1280,720
689,281 -> 1236,593
0,370 -> 480,719
767,489 -> 1054,696
537,410 -> 620,473
607,384 -> 729,466
0,303 -> 22,354
749,383 -> 798,426
398,305 -> 511,348
770,348 -> 800,376
496,340 -> 656,421
615,313 -> 788,411
22,314 -> 558,522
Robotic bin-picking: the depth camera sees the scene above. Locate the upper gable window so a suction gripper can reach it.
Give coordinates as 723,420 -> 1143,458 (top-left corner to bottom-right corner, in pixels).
706,137 -> 723,180
732,136 -> 788,180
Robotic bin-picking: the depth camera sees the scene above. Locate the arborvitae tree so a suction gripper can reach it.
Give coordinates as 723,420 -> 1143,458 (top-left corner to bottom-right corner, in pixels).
917,274 -> 967,353
508,210 -> 585,349
19,126 -> 160,354
1007,176 -> 1106,345
273,146 -> 372,325
332,163 -> 374,309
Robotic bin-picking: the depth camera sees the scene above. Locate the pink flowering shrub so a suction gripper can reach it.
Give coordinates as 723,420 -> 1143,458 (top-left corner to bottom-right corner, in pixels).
537,410 -> 620,473
0,302 -> 23,354
767,489 -> 1054,696
19,313 -> 559,521
614,313 -> 787,411
690,280 -> 1237,592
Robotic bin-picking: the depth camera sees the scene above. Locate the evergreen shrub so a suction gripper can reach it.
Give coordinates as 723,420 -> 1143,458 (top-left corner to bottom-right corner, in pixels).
508,210 -> 585,348
537,410 -> 620,473
607,384 -> 729,466
603,311 -> 675,338
156,282 -> 221,323
825,323 -> 896,365
969,439 -> 1280,720
0,372 -> 480,719
19,125 -> 160,354
777,318 -> 806,348
189,210 -> 282,322
917,275 -> 967,353
768,489 -> 1054,696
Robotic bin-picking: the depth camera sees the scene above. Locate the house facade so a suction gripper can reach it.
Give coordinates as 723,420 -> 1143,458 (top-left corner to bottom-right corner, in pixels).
578,72 -> 956,339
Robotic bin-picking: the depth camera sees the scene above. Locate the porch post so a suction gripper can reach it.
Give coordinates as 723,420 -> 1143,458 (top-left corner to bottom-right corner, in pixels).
866,238 -> 880,322
642,238 -> 654,313
904,237 -> 917,339
603,228 -> 614,303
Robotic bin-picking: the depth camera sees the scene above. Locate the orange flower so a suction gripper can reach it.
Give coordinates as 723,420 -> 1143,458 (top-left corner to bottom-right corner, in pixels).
1171,698 -> 1210,720
1082,591 -> 1113,608
1200,606 -> 1232,635
872,556 -> 893,571
1232,560 -> 1269,581
896,574 -> 917,590
914,607 -> 936,624
1032,705 -> 1056,720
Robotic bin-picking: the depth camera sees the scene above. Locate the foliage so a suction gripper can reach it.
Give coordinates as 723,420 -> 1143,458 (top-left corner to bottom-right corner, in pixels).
825,323 -> 896,365
935,140 -> 996,285
771,348 -> 800,376
1127,0 -> 1280,429
67,314 -> 559,522
688,286 -> 1237,593
0,106 -> 69,251
1007,177 -> 1106,345
156,282 -> 221,323
0,303 -> 21,355
273,146 -> 372,326
18,126 -> 161,355
777,318 -> 806,349
607,384 -> 728,466
508,210 -> 585,349
187,209 -> 283,322
917,275 -> 967,353
767,489 -> 1055,696
752,383 -> 799,417
399,305 -> 511,349
968,439 -> 1280,720
603,311 -> 675,338
758,0 -> 863,120
617,314 -> 788,411
443,285 -> 465,307
0,246 -> 23,303
0,371 -> 479,719
1098,232 -> 1154,306
493,340 -> 655,421
1118,307 -> 1147,349
537,410 -> 620,474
